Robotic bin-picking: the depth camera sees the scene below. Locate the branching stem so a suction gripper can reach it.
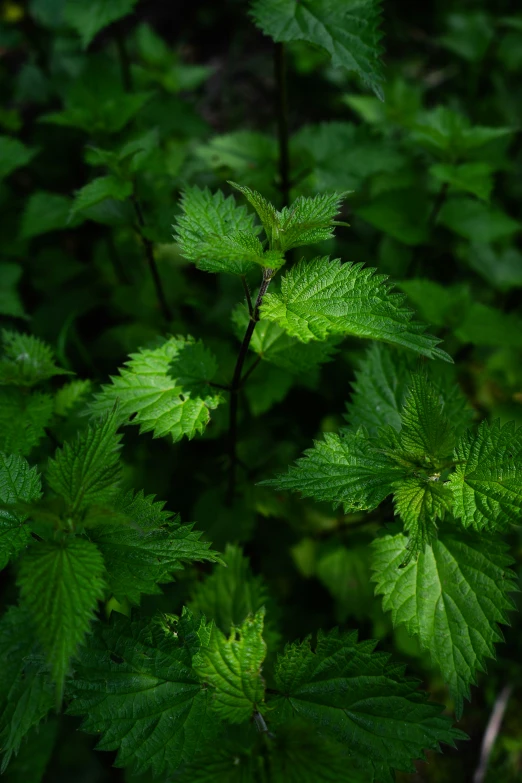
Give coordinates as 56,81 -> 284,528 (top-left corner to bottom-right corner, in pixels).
241,275 -> 254,317
131,194 -> 172,323
226,269 -> 274,504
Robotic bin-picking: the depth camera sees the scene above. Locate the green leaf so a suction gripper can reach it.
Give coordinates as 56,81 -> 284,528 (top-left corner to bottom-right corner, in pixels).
67,610 -> 217,776
250,0 -> 385,100
411,107 -> 513,159
393,478 -> 453,563
64,0 -> 138,48
0,607 -> 54,772
189,544 -> 277,646
453,303 -> 522,348
193,610 -> 266,723
439,198 -> 520,242
89,490 -> 220,605
1,720 -> 57,783
0,330 -> 69,386
269,628 -> 465,778
70,175 -> 133,216
0,264 -> 27,319
0,453 -> 41,570
465,244 -> 522,292
398,372 -> 454,462
196,131 -> 277,192
174,186 -> 261,275
345,343 -> 412,435
398,279 -> 471,329
356,190 -> 430,246
372,531 -> 517,717
17,537 -> 106,699
53,379 -> 92,417
440,12 -> 493,62
260,257 -> 451,361
449,420 -> 522,531
263,428 -> 405,512
89,336 -> 223,442
20,192 -> 81,239
0,136 -> 37,181
232,184 -> 348,252
429,162 -> 493,201
47,409 -> 123,515
0,389 -> 54,456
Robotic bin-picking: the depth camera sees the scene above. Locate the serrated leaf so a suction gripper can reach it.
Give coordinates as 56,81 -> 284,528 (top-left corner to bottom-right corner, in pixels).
174,186 -> 260,275
372,531 -> 518,717
89,490 -> 220,605
88,336 -> 223,443
67,610 -> 217,776
393,478 -> 453,563
0,330 -> 69,386
70,175 -> 133,216
0,453 -> 41,570
263,429 -> 405,512
0,136 -> 37,181
269,628 -> 465,777
260,257 -> 451,361
0,389 -> 54,456
250,0 -> 385,100
47,409 -> 123,515
0,607 -> 54,772
449,420 -> 522,531
193,610 -> 266,723
398,372 -> 454,462
53,379 -> 92,417
17,537 -> 106,699
1,720 -> 57,783
64,0 -> 138,48
411,106 -> 513,159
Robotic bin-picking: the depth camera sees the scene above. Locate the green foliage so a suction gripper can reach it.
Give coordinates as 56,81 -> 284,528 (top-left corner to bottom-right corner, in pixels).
251,0 -> 385,99
260,257 -> 452,360
70,175 -> 133,217
17,537 -> 106,700
372,531 -> 518,717
0,453 -> 41,570
193,610 -> 266,723
270,628 -> 465,780
0,136 -> 37,180
0,330 -> 69,386
64,0 -> 139,48
68,610 -> 217,776
0,390 -> 53,456
89,337 -> 223,442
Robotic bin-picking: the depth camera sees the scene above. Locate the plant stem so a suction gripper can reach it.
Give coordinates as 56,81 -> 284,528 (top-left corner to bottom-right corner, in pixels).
473,684 -> 513,783
114,24 -> 133,92
274,42 -> 290,208
226,268 -> 274,504
131,194 -> 172,323
428,181 -> 448,228
241,275 -> 254,317
240,355 -> 262,387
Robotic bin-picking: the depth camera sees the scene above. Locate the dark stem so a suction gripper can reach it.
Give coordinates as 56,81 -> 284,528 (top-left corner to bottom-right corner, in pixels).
274,42 -> 290,208
106,232 -> 130,285
114,24 -> 134,92
241,275 -> 254,317
208,381 -> 231,392
131,194 -> 172,323
428,181 -> 449,228
226,269 -> 274,504
240,355 -> 262,387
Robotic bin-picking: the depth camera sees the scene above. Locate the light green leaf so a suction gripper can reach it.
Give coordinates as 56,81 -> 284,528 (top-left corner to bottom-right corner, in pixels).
260,257 -> 451,361
18,537 -> 106,699
430,162 -> 493,201
250,0 -> 385,99
70,175 -> 133,216
263,428 -> 405,512
47,409 -> 123,514
64,0 -> 138,48
89,490 -> 220,605
398,372 -> 454,462
193,610 -> 266,724
0,330 -> 69,387
174,186 -> 260,275
411,107 -> 513,159
20,192 -> 81,239
88,336 -> 223,442
270,628 -> 466,777
0,607 -> 54,772
0,136 -> 37,181
439,198 -> 520,242
449,420 -> 522,531
53,379 -> 92,417
67,610 -> 217,776
466,244 -> 522,292
0,453 -> 41,570
372,531 -> 517,717
393,478 -> 453,563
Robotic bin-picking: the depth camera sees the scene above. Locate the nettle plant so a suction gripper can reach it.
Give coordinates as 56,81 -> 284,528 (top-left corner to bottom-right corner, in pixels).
3,179 -> 521,782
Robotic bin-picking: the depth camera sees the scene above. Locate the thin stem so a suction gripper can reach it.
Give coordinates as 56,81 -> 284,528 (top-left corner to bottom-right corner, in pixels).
274,42 -> 290,208
226,269 -> 274,504
131,194 -> 172,323
240,355 -> 262,387
241,275 -> 254,317
473,684 -> 513,783
106,232 -> 130,285
428,181 -> 448,228
209,381 -> 231,392
114,24 -> 133,92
